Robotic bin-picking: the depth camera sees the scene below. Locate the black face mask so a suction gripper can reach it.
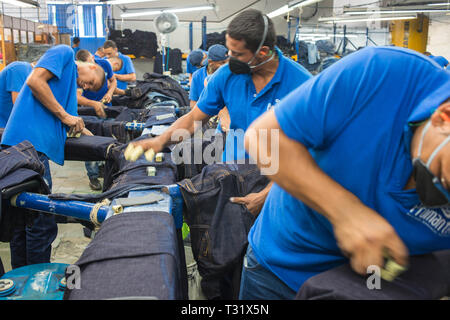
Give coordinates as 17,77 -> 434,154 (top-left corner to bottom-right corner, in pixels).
229,15 -> 274,75
412,121 -> 450,207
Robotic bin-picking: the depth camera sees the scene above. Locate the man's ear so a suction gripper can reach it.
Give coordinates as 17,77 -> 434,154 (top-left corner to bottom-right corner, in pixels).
431,102 -> 450,131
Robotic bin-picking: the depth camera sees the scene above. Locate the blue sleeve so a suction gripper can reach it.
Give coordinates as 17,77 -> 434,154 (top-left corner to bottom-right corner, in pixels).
196,72 -> 225,116
189,71 -> 203,101
6,65 -> 30,93
96,59 -> 113,80
123,56 -> 135,74
274,49 -> 377,149
36,45 -> 73,80
187,61 -> 195,74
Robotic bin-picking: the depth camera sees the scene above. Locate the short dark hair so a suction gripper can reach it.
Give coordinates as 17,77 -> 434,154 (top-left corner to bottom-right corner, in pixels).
72,36 -> 80,44
103,40 -> 117,50
97,47 -> 104,52
76,49 -> 91,62
226,9 -> 276,53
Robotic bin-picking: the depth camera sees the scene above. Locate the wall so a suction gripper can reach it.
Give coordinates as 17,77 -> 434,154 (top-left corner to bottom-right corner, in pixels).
427,14 -> 450,59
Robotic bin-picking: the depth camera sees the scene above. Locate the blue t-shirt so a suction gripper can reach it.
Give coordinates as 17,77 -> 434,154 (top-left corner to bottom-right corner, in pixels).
249,46 -> 450,292
73,46 -> 80,56
189,66 -> 208,102
115,52 -> 135,90
81,58 -> 114,106
197,48 -> 312,161
1,45 -> 78,165
0,61 -> 32,127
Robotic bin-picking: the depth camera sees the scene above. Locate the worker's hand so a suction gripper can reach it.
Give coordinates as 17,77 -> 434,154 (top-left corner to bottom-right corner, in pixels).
230,192 -> 266,217
124,137 -> 165,162
93,101 -> 107,119
102,92 -> 113,104
332,205 -> 409,276
62,114 -> 85,136
81,128 -> 94,136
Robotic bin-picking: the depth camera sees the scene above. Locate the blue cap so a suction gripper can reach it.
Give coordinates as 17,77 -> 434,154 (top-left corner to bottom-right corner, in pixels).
207,44 -> 228,62
431,56 -> 449,68
188,49 -> 206,67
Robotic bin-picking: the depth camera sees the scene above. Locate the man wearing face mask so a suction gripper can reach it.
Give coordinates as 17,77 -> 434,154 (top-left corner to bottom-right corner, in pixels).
1,44 -> 99,268
128,9 -> 311,216
242,46 -> 450,299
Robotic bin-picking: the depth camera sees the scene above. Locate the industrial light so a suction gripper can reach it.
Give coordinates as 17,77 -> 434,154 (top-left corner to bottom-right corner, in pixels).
120,5 -> 214,18
427,2 -> 450,5
105,0 -> 157,5
344,9 -> 450,15
319,15 -> 418,24
267,0 -> 323,18
0,0 -> 37,8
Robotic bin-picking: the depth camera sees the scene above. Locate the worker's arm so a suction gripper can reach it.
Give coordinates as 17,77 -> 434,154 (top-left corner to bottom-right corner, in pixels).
76,89 -> 106,118
190,100 -> 197,109
230,181 -> 274,216
244,108 -> 409,275
131,105 -> 212,154
11,91 -> 19,104
27,67 -> 85,135
114,73 -> 136,82
102,75 -> 117,104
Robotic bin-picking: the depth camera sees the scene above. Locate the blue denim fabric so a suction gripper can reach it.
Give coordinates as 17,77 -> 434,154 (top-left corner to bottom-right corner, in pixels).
9,153 -> 58,269
239,244 -> 296,300
85,161 -> 99,179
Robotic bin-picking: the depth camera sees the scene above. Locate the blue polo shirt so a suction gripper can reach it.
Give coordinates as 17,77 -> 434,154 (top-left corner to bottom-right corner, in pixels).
73,46 -> 80,56
0,61 -> 32,127
249,46 -> 450,292
115,52 -> 135,90
1,45 -> 78,165
189,66 -> 208,102
197,48 -> 312,162
81,58 -> 114,106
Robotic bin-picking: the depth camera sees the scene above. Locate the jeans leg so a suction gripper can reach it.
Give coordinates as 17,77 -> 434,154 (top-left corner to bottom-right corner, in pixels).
238,244 -> 296,300
9,223 -> 27,269
24,153 -> 57,265
85,161 -> 99,179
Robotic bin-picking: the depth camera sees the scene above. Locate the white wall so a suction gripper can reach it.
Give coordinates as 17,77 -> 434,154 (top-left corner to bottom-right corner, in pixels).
427,14 -> 450,59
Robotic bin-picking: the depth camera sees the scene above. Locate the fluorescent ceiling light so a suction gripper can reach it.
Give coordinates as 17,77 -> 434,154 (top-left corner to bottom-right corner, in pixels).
120,5 -> 214,18
427,2 -> 450,5
320,15 -> 417,24
345,9 -> 450,14
106,0 -> 157,5
0,0 -> 36,7
267,0 -> 322,18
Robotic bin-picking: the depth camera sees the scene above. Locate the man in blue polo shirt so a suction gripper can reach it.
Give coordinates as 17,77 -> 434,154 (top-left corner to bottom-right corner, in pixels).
187,49 -> 207,85
128,9 -> 311,216
189,44 -> 228,108
0,61 -> 33,127
1,44 -> 103,268
76,49 -> 117,191
103,40 -> 136,90
241,46 -> 450,299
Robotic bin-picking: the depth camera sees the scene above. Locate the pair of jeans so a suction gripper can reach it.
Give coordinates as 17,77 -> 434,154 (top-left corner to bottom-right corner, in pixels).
295,250 -> 450,300
177,163 -> 269,299
9,153 -> 58,269
239,244 -> 296,300
0,141 -> 50,243
63,211 -> 186,300
85,161 -> 101,179
64,135 -> 120,162
82,116 -> 130,144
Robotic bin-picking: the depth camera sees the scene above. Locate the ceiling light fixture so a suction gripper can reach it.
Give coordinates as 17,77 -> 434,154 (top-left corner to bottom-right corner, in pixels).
0,0 -> 37,8
267,0 -> 323,18
319,15 -> 418,24
120,5 -> 214,18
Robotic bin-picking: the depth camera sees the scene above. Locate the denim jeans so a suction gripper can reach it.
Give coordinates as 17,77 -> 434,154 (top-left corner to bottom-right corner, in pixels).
239,244 -> 296,300
9,153 -> 58,269
85,161 -> 100,179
